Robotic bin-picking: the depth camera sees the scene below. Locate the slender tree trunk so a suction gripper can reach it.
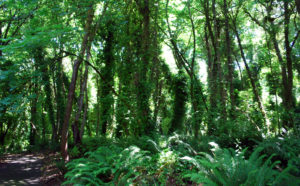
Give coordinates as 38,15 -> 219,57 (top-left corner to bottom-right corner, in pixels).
41,105 -> 46,143
30,83 -> 38,145
223,0 -> 235,117
269,26 -> 291,128
233,23 -> 266,121
284,2 -> 294,104
61,5 -> 94,162
152,0 -> 161,126
204,1 -> 217,134
79,49 -> 90,140
80,81 -> 88,140
56,55 -> 65,139
72,63 -> 88,144
96,77 -> 100,136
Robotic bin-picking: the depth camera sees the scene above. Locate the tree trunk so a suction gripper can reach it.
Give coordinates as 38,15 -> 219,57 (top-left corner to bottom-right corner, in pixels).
296,0 -> 300,14
284,1 -> 295,128
60,5 -> 94,162
72,63 -> 88,144
135,0 -> 153,135
56,55 -> 65,139
100,20 -> 115,135
30,85 -> 38,145
223,0 -> 235,117
96,77 -> 100,136
80,79 -> 88,140
79,48 -> 91,141
233,23 -> 266,122
34,49 -> 57,143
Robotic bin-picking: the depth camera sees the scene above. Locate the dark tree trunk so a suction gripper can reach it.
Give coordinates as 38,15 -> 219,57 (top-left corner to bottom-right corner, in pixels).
96,77 -> 100,136
296,0 -> 300,14
223,0 -> 235,117
135,0 -> 153,135
283,1 -> 295,128
30,85 -> 38,145
56,56 -> 65,139
100,21 -> 115,135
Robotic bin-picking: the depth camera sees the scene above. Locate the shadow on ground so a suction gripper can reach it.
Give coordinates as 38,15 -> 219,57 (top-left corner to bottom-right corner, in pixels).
0,154 -> 43,186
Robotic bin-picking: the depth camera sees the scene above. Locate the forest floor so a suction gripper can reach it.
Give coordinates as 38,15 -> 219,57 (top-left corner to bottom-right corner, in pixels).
0,152 -> 63,186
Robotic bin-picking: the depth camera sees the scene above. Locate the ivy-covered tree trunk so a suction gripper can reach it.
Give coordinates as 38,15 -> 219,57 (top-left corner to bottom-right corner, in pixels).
33,49 -> 57,143
116,6 -> 134,138
204,0 -> 225,134
100,20 -> 115,136
169,70 -> 187,134
135,0 -> 153,136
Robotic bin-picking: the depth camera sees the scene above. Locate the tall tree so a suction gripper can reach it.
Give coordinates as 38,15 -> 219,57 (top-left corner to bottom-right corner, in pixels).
60,3 -> 95,162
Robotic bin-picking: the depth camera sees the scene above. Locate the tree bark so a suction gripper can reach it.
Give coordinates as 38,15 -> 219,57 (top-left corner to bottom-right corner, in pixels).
223,0 -> 235,116
284,1 -> 294,110
80,79 -> 88,141
296,0 -> 300,14
72,63 -> 88,144
283,1 -> 295,128
135,0 -> 153,135
79,49 -> 91,141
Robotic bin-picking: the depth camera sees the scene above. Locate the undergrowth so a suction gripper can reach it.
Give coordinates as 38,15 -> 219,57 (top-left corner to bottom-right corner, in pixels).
63,134 -> 300,185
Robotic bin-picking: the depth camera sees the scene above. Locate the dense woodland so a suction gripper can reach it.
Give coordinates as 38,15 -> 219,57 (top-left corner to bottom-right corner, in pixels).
1,0 -> 300,185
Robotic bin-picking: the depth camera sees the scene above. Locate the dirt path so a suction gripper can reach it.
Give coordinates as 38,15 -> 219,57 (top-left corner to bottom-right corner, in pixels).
0,154 -> 43,186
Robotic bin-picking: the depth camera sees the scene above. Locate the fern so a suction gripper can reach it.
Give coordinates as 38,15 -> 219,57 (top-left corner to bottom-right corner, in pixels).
63,145 -> 153,185
182,147 -> 298,186
63,135 -> 299,185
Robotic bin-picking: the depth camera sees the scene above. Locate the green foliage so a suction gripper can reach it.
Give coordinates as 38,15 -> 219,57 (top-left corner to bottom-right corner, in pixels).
64,145 -> 153,185
161,117 -> 172,135
182,147 -> 299,186
64,135 -> 300,185
70,146 -> 80,158
169,70 -> 188,134
258,135 -> 300,177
